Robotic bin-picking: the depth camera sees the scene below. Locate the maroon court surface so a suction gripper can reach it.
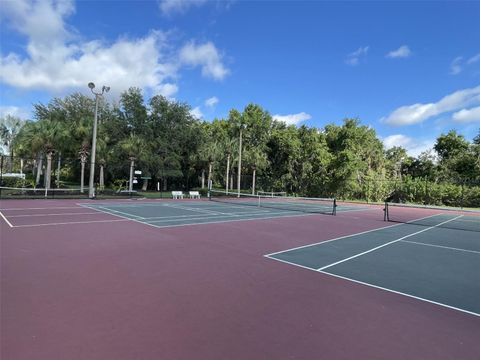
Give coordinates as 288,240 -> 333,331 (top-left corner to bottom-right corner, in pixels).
1,198 -> 479,360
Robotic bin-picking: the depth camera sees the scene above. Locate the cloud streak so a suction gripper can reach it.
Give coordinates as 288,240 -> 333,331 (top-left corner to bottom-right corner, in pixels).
452,106 -> 480,123
383,134 -> 435,157
386,45 -> 411,59
159,0 -> 208,15
273,112 -> 311,126
179,41 -> 229,80
0,0 -> 229,97
205,96 -> 219,108
345,46 -> 369,66
382,86 -> 480,126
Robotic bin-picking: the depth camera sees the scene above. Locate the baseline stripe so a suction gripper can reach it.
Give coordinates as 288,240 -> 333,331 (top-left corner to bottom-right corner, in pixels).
0,211 -> 13,227
316,215 -> 463,271
400,239 -> 480,255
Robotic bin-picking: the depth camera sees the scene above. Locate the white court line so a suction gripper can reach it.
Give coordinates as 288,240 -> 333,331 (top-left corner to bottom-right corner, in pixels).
145,210 -> 307,224
264,214 -> 443,257
12,218 -> 130,228
164,203 -> 232,216
96,206 -> 145,220
0,211 -> 13,227
7,211 -> 317,229
317,270 -> 480,318
263,250 -> 480,318
143,211 -> 319,229
0,206 -> 82,211
78,204 -> 162,229
316,215 -> 463,271
7,212 -> 101,218
400,240 -> 480,255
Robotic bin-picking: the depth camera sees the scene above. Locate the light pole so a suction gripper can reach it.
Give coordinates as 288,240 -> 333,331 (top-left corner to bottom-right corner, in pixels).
237,123 -> 246,197
88,82 -> 110,199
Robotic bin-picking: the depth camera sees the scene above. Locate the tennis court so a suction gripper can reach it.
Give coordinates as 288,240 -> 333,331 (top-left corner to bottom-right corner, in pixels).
1,195 -> 479,360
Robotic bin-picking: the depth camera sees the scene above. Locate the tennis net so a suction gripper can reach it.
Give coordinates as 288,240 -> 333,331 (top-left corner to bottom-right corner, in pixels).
0,186 -> 143,200
384,202 -> 480,232
0,186 -> 89,199
257,191 -> 287,197
209,190 -> 337,215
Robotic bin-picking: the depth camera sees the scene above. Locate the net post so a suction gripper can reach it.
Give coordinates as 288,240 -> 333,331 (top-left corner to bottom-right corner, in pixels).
383,202 -> 388,221
332,198 -> 337,215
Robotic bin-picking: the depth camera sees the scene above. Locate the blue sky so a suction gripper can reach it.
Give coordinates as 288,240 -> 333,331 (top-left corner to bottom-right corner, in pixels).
1,0 -> 479,156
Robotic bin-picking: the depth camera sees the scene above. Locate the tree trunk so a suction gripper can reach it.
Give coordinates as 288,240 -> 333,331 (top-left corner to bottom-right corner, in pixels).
35,156 -> 43,187
225,154 -> 230,193
163,177 -> 167,191
252,168 -> 256,195
99,165 -> 104,190
20,158 -> 24,175
142,178 -> 148,191
45,152 -> 53,190
56,152 -> 61,187
129,159 -> 135,192
201,169 -> 205,189
208,162 -> 212,189
80,158 -> 86,193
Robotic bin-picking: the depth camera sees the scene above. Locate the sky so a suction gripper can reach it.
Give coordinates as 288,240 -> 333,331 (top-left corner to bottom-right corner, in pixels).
1,0 -> 479,157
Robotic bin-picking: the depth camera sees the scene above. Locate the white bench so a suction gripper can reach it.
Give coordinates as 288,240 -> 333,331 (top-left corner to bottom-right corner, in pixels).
189,191 -> 201,199
171,191 -> 184,199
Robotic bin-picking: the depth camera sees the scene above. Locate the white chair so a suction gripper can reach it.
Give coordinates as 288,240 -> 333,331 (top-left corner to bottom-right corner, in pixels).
171,191 -> 184,199
189,191 -> 200,199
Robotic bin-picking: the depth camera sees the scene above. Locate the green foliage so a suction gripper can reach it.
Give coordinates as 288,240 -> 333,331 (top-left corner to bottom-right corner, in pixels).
7,92 -> 480,207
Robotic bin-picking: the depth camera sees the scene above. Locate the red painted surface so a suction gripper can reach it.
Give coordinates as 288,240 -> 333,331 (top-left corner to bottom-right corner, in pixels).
1,199 -> 479,360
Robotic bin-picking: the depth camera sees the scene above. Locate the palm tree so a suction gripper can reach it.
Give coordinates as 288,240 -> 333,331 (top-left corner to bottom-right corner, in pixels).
0,115 -> 26,172
120,134 -> 145,192
221,137 -> 237,193
245,148 -> 269,195
37,120 -> 68,189
12,121 -> 45,186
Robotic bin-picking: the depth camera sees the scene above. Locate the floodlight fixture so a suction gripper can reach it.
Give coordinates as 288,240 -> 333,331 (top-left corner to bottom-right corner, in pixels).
88,82 -> 95,89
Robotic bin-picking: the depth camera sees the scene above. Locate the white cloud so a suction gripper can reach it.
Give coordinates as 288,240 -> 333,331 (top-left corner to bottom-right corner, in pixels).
386,45 -> 411,59
345,46 -> 369,66
0,106 -> 31,120
467,52 -> 480,65
205,96 -> 219,108
190,106 -> 203,119
159,0 -> 208,15
179,41 -> 229,80
383,134 -> 435,157
0,0 -> 177,95
155,83 -> 179,98
273,112 -> 311,126
0,0 -> 229,99
452,106 -> 480,123
382,86 -> 480,126
450,56 -> 463,75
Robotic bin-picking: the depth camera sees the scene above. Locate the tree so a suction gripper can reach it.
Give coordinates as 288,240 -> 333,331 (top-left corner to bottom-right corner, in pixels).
33,120 -> 68,189
434,130 -> 469,161
0,115 -> 26,171
119,134 -> 146,192
244,147 -> 268,195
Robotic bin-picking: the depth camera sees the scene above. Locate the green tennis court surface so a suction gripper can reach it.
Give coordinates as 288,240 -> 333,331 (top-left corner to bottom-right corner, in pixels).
266,214 -> 480,316
80,199 -> 367,228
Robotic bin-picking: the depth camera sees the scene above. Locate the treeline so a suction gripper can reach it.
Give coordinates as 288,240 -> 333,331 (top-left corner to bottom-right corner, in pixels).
1,87 -> 479,206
